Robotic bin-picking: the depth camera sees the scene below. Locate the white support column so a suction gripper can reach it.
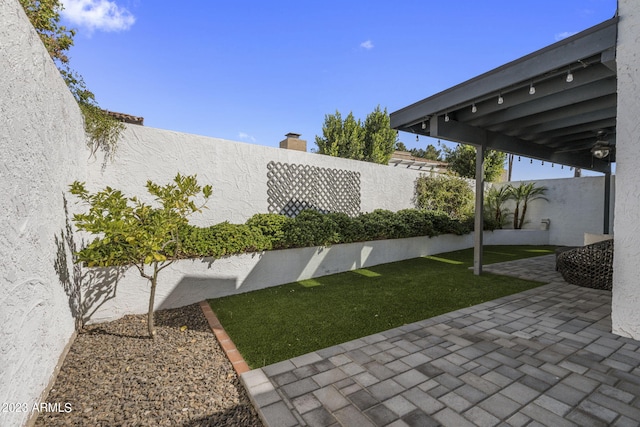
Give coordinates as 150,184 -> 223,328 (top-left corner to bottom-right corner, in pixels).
613,0 -> 640,339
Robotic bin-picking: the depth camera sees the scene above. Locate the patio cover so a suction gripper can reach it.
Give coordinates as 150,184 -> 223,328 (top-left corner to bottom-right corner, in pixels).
390,17 -> 617,274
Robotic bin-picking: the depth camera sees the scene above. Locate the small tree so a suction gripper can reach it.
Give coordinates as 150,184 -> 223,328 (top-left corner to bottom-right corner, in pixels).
509,182 -> 548,229
70,174 -> 212,338
410,144 -> 442,161
442,144 -> 506,182
395,141 -> 408,151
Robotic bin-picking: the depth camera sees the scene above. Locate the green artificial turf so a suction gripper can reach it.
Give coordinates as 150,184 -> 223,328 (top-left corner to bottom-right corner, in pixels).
208,245 -> 555,368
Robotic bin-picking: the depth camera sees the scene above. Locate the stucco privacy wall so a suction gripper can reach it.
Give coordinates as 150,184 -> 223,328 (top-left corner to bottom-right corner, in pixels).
494,176 -> 615,246
87,124 -> 419,225
0,2 -> 88,426
89,125 -> 612,246
613,0 -> 640,340
85,229 -> 549,324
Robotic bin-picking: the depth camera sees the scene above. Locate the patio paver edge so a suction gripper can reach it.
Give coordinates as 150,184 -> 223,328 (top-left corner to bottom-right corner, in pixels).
199,300 -> 251,375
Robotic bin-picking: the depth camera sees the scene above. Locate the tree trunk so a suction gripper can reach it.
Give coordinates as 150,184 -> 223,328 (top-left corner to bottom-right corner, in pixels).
520,202 -> 528,230
513,203 -> 520,229
148,266 -> 158,338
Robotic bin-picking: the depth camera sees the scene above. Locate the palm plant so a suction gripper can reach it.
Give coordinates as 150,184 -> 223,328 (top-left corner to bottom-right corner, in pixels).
484,186 -> 512,229
508,182 -> 548,229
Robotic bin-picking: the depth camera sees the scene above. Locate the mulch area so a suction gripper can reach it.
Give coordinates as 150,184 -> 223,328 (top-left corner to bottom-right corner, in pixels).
35,303 -> 263,426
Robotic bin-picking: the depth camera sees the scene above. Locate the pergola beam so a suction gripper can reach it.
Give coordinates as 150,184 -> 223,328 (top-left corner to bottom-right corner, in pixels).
430,116 -> 613,172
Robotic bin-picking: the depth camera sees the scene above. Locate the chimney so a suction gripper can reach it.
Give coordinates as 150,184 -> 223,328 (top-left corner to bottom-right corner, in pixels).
279,132 -> 307,152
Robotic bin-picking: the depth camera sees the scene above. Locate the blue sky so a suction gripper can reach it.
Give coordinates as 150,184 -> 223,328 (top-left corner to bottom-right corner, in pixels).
59,0 -> 617,181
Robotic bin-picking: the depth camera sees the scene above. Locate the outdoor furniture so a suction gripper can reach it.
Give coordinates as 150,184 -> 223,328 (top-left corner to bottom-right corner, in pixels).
554,246 -> 578,270
556,239 -> 614,290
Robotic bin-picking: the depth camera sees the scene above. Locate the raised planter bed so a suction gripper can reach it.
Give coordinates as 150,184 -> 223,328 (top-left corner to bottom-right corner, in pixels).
84,229 -> 549,324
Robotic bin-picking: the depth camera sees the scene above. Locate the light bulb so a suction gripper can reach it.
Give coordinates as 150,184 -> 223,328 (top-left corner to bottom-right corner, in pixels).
444,113 -> 450,122
497,95 -> 504,105
566,71 -> 574,82
421,121 -> 426,130
416,135 -> 419,142
529,84 -> 536,95
471,103 -> 477,113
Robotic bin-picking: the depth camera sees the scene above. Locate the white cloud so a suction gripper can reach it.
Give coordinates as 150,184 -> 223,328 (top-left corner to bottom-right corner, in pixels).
555,31 -> 578,41
60,0 -> 135,32
360,40 -> 374,50
238,132 -> 256,142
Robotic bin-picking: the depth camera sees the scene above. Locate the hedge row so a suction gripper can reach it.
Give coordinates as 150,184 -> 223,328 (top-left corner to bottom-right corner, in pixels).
177,209 -> 497,259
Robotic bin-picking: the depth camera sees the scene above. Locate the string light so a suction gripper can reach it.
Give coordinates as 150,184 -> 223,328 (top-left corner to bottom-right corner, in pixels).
471,103 -> 477,113
444,113 -> 450,122
530,159 -> 533,164
497,94 -> 504,105
542,161 -> 545,165
566,70 -> 574,83
529,82 -> 536,95
518,156 -> 521,161
416,135 -> 419,142
421,121 -> 426,130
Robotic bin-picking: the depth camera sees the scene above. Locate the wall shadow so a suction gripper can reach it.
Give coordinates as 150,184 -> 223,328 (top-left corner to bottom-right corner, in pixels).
157,276 -> 237,310
192,241 -> 379,301
53,193 -> 126,330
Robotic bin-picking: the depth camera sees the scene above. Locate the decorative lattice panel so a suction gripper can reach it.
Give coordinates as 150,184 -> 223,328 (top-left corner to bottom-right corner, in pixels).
267,161 -> 361,217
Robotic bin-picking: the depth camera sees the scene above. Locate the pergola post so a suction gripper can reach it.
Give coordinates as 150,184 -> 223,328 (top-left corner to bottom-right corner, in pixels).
604,167 -> 612,234
474,144 -> 485,275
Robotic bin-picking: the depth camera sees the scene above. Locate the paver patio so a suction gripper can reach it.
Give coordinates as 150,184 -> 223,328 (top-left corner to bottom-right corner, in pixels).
240,254 -> 640,426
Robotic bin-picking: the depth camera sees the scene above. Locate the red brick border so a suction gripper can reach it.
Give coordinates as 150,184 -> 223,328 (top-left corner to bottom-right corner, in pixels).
199,300 -> 250,375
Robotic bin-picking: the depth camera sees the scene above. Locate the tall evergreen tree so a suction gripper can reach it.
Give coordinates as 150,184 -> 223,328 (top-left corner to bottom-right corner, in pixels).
315,111 -> 364,160
315,106 -> 397,165
363,106 -> 397,164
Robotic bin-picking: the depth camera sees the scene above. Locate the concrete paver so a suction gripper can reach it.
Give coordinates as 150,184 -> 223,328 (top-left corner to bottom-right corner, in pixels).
241,255 -> 640,426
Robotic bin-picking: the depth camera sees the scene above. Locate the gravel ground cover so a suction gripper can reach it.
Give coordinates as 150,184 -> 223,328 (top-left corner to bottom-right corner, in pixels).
35,304 -> 263,426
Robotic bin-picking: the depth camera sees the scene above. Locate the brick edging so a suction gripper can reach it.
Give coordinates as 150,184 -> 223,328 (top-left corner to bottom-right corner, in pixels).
199,300 -> 250,375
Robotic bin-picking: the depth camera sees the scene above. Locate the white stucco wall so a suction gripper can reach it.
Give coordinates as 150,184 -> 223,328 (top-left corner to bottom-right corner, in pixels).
84,229 -> 547,324
613,0 -> 640,340
88,125 -> 420,225
89,125 -> 612,247
494,176 -> 614,246
0,2 -> 88,426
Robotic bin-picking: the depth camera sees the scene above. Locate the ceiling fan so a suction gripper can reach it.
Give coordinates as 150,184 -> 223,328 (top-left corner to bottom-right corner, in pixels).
554,129 -> 616,158
591,130 -> 615,159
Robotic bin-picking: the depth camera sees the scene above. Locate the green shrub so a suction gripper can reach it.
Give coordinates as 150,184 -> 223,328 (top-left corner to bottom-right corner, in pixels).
180,222 -> 270,258
396,209 -> 435,237
246,213 -> 291,249
325,212 -> 364,243
357,209 -> 409,240
415,175 -> 474,219
175,207 -> 497,259
282,210 -> 340,247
